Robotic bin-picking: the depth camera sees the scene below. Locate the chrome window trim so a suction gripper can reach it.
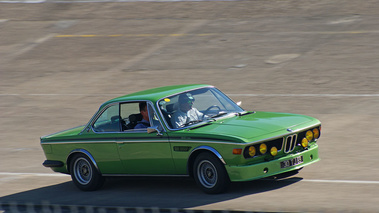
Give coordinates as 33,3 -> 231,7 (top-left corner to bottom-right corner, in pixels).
146,101 -> 166,133
156,86 -> 245,131
89,100 -> 166,134
156,85 -> 213,131
84,102 -> 119,134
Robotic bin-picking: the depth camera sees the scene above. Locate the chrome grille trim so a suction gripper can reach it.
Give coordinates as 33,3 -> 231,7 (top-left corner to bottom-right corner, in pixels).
284,134 -> 297,153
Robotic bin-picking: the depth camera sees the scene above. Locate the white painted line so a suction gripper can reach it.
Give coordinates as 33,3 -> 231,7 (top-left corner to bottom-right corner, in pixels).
3,33 -> 57,63
265,54 -> 300,64
229,94 -> 379,97
0,172 -> 68,177
0,0 -> 44,3
11,33 -> 57,56
106,20 -> 209,73
300,179 -> 379,185
1,0 -> 242,3
1,93 -> 379,97
0,172 -> 378,185
328,16 -> 361,25
262,178 -> 379,185
0,93 -> 122,96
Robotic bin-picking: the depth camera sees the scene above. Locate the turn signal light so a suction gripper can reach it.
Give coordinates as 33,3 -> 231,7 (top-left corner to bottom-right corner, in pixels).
233,148 -> 242,155
313,128 -> 320,139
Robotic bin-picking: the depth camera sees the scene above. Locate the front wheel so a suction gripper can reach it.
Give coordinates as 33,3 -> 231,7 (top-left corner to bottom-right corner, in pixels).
70,154 -> 105,191
193,153 -> 230,194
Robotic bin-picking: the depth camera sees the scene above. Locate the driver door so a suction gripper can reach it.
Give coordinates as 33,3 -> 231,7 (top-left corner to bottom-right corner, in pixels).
116,102 -> 175,174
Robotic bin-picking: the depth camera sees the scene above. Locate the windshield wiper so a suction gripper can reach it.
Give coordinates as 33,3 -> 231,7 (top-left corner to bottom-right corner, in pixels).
210,112 -> 229,119
181,120 -> 202,127
238,111 -> 255,116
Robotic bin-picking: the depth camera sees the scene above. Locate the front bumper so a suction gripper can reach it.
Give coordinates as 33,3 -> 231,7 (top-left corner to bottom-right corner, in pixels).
226,144 -> 319,182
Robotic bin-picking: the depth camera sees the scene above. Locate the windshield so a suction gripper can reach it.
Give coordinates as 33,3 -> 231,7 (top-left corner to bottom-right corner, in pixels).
158,87 -> 245,129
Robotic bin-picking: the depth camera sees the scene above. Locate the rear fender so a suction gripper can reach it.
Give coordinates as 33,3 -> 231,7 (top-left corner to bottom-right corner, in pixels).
67,149 -> 100,174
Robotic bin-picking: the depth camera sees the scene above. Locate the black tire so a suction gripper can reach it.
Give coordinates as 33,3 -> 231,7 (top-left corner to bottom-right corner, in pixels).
69,154 -> 105,191
193,152 -> 230,194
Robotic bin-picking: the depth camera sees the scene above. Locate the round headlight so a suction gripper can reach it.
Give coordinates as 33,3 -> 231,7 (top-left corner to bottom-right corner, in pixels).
270,146 -> 278,156
301,137 -> 309,148
259,143 -> 267,154
313,128 -> 320,139
248,146 -> 256,157
306,130 -> 314,141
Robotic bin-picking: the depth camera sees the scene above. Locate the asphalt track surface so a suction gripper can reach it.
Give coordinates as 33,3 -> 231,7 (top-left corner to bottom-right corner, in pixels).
1,0 -> 379,212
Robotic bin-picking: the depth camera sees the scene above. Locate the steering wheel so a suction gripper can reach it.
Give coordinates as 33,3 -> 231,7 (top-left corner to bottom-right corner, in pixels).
202,105 -> 221,120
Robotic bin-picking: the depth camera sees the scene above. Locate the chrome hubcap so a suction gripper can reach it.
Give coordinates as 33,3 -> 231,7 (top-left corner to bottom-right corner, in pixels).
73,157 -> 92,185
197,160 -> 217,188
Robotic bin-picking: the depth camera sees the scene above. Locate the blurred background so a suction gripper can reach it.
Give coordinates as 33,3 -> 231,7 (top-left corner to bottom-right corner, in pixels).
0,0 -> 378,212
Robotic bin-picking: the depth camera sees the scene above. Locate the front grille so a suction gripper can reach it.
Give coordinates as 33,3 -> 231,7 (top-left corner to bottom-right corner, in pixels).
244,126 -> 321,159
284,134 -> 297,153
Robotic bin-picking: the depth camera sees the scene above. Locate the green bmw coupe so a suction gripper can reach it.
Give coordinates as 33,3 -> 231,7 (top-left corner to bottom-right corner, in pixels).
41,84 -> 321,194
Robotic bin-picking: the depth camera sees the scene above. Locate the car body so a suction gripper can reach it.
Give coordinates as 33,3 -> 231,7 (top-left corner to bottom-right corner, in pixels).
41,84 -> 321,193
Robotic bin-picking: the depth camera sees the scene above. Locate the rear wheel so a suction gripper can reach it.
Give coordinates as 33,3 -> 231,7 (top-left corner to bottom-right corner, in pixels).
193,152 -> 230,194
70,154 -> 105,191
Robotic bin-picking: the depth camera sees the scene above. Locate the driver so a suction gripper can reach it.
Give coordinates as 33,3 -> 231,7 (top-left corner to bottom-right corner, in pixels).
171,93 -> 204,128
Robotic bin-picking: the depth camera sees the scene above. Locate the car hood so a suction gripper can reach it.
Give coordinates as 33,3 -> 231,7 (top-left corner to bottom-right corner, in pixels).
183,111 -> 320,142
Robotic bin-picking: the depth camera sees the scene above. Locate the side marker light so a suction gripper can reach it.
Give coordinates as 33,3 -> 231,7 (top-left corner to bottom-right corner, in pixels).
233,148 -> 242,155
313,128 -> 320,139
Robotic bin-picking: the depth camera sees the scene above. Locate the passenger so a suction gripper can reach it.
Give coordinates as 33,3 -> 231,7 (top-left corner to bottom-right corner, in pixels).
134,102 -> 150,129
171,93 -> 204,128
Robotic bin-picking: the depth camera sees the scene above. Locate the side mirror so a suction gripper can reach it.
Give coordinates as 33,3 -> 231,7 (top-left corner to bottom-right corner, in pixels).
236,101 -> 242,106
147,126 -> 163,136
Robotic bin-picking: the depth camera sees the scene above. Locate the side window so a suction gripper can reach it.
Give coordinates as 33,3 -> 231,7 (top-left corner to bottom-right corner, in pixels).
120,102 -> 141,130
93,104 -> 120,132
120,102 -> 164,132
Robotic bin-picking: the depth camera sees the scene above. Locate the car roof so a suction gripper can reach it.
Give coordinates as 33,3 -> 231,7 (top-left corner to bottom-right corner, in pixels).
100,84 -> 212,108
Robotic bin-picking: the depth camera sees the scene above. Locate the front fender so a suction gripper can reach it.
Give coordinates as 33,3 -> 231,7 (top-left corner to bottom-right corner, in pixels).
190,146 -> 226,164
187,145 -> 226,177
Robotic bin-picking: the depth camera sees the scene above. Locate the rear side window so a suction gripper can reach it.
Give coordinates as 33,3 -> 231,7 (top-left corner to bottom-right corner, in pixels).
92,101 -> 164,133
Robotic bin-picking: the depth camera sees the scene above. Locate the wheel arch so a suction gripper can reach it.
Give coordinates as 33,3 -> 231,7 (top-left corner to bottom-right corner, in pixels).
187,146 -> 226,178
66,149 -> 100,174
